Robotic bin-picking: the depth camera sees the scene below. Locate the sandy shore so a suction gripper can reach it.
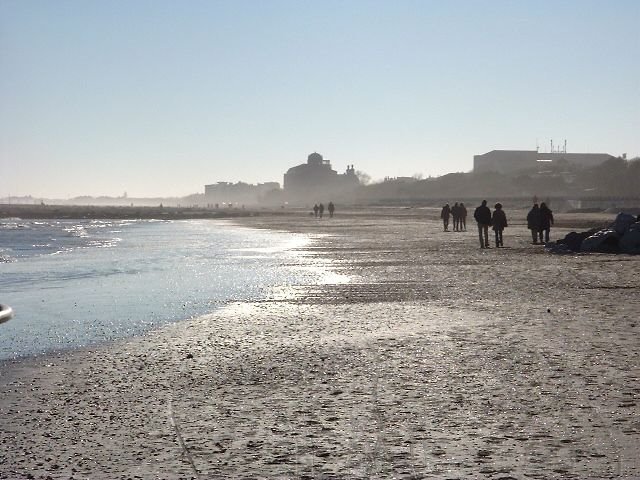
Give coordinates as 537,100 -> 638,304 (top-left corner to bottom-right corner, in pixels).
1,208 -> 638,479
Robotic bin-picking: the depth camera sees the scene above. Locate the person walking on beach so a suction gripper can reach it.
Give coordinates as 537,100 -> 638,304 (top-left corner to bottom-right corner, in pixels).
313,204 -> 319,218
473,200 -> 492,248
491,203 -> 508,247
440,204 -> 451,231
451,202 -> 460,231
459,202 -> 467,231
319,203 -> 325,218
539,202 -> 554,244
328,201 -> 335,218
527,203 -> 542,244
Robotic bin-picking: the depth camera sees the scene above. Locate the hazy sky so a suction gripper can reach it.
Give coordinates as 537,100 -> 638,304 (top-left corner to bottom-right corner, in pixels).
1,0 -> 639,198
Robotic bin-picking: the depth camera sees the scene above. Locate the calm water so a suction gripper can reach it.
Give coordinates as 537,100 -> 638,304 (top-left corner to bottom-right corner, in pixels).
0,219 -> 334,360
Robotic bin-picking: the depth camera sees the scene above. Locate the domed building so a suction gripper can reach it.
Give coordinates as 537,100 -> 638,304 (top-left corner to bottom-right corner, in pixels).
283,152 -> 359,201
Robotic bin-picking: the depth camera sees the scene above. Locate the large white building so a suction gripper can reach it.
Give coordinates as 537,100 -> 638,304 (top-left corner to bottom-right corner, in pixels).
474,149 -> 615,174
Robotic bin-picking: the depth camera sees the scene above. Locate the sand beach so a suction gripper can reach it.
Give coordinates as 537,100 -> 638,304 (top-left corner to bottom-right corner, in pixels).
1,208 -> 639,479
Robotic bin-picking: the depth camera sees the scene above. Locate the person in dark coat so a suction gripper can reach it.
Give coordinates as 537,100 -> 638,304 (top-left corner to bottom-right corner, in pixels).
328,201 -> 335,218
451,202 -> 460,231
527,203 -> 542,244
313,204 -> 319,218
440,204 -> 451,231
473,200 -> 492,248
318,203 -> 325,218
491,203 -> 508,247
539,202 -> 554,243
459,202 -> 467,231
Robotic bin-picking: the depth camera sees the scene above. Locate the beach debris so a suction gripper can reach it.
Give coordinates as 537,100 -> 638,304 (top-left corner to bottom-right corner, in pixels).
167,397 -> 201,478
0,304 -> 13,324
547,212 -> 640,254
620,222 -> 640,254
582,229 -> 620,253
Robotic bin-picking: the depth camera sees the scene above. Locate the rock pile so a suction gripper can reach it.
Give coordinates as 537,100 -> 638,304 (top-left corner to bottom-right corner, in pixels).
549,213 -> 640,254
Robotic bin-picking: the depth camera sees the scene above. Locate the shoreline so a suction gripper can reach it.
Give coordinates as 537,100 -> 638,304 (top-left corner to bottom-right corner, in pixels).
0,219 -> 333,363
0,203 -> 262,220
1,210 -> 638,479
1,201 -> 632,227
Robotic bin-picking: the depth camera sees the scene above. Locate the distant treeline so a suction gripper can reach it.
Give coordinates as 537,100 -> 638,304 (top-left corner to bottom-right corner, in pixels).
355,156 -> 640,202
0,204 -> 256,220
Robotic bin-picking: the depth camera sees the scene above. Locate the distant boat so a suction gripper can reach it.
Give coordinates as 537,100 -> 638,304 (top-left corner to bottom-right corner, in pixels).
0,304 -> 13,324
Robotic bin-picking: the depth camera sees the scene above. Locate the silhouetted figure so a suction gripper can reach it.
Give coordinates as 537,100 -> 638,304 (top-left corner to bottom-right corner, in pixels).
440,204 -> 451,231
313,204 -> 319,218
474,200 -> 492,248
319,203 -> 325,218
459,203 -> 467,231
539,202 -> 554,243
527,203 -> 542,244
491,203 -> 508,247
452,202 -> 460,231
328,201 -> 335,218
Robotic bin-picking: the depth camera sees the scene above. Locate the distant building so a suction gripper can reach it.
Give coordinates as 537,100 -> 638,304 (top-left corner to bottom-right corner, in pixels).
204,181 -> 280,206
283,152 -> 359,200
474,149 -> 615,175
383,176 -> 418,183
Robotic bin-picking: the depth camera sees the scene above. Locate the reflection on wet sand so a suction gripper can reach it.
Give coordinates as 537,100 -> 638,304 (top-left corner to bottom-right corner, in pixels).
0,208 -> 638,479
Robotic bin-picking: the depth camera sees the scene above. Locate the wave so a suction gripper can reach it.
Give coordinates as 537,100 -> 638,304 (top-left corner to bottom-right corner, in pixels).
0,220 -> 331,360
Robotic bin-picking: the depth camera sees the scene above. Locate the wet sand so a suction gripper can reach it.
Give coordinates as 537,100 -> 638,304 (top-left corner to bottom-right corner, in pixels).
1,208 -> 639,479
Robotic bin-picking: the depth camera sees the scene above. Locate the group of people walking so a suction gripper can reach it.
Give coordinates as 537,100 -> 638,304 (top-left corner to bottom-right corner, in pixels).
314,199 -> 552,248
439,200 -> 554,249
439,202 -> 468,232
472,200 -> 507,248
526,202 -> 554,244
313,202 -> 335,218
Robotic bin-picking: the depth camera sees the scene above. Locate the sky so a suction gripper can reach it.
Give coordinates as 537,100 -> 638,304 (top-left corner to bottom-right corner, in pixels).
1,0 -> 639,198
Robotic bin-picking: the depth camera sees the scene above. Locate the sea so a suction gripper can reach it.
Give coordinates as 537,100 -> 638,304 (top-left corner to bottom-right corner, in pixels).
0,218 -> 338,360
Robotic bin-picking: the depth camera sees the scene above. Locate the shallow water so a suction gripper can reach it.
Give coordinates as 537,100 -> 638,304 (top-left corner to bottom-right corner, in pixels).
0,219 -> 334,359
